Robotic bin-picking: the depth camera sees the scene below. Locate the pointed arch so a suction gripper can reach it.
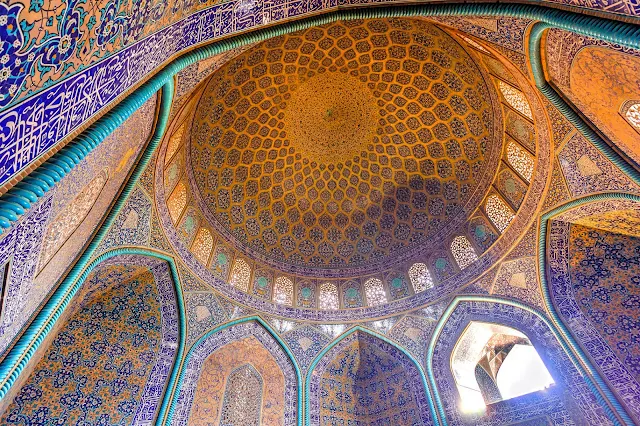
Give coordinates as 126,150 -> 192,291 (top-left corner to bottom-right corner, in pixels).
168,317 -> 301,425
541,193 -> 640,423
427,296 -> 622,425
0,249 -> 186,426
306,326 -> 435,426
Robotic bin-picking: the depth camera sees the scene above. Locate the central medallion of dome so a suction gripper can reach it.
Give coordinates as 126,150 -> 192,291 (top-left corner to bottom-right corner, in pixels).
284,72 -> 378,165
189,18 -> 501,275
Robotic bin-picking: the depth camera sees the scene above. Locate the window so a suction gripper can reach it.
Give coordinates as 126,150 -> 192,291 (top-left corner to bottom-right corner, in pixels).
451,236 -> 478,270
273,276 -> 294,306
499,81 -> 533,120
229,258 -> 251,291
408,263 -> 434,293
219,364 -> 263,426
485,195 -> 515,233
621,100 -> 640,131
319,282 -> 339,310
452,322 -> 554,413
506,140 -> 534,182
364,278 -> 387,306
191,227 -> 214,265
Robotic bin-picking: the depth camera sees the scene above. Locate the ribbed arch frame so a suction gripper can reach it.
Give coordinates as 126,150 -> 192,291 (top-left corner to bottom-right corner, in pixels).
0,4 -> 638,426
305,325 -> 434,426
167,316 -> 303,425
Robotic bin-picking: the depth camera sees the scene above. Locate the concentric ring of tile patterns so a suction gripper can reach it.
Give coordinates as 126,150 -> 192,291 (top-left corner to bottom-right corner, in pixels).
189,18 -> 502,275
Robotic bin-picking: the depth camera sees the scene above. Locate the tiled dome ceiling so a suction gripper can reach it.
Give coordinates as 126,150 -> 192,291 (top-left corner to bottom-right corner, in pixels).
189,18 -> 501,275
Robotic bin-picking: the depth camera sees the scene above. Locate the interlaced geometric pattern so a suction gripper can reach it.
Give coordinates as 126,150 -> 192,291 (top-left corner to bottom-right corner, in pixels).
506,140 -> 534,182
319,282 -> 339,310
408,263 -> 434,293
229,258 -> 252,291
220,364 -> 263,426
450,236 -> 478,269
273,277 -> 294,306
191,227 -> 214,264
485,195 -> 515,233
499,81 -> 533,120
625,102 -> 640,130
364,279 -> 387,306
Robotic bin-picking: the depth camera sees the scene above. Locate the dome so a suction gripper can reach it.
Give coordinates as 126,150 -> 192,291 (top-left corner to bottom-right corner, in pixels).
189,19 -> 502,275
157,18 -> 540,320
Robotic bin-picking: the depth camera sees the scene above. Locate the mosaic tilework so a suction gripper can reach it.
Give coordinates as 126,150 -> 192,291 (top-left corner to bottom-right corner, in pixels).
432,17 -> 531,52
282,325 -> 331,375
190,18 -> 501,273
178,261 -> 210,292
155,13 -> 552,322
38,170 -> 108,270
185,291 -> 228,347
97,186 -> 152,254
542,160 -> 571,213
506,223 -> 538,260
491,257 -> 543,310
34,93 -> 156,295
558,132 -> 639,197
541,98 -> 574,149
309,330 -> 433,425
188,336 -> 285,425
431,300 -> 609,425
138,151 -> 158,197
0,194 -> 52,355
548,220 -> 640,422
149,211 -> 175,255
173,320 -> 297,426
387,315 -> 436,369
1,260 -> 179,426
545,29 -> 640,165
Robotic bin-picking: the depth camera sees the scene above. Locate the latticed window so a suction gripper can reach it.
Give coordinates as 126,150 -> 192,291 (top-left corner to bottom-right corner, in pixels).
408,263 -> 434,293
364,278 -> 387,306
485,195 -> 515,233
622,100 -> 640,131
191,227 -> 214,265
451,236 -> 478,270
499,81 -> 532,120
273,276 -> 294,305
229,258 -> 251,291
219,364 -> 262,426
319,282 -> 339,310
506,141 -> 534,182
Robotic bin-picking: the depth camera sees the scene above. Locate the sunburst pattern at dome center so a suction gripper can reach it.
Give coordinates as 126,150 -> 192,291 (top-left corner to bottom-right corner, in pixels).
190,18 -> 500,273
284,72 -> 378,165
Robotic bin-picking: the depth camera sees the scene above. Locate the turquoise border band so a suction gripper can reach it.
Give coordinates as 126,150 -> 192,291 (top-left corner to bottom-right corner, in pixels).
426,295 -> 629,426
537,193 -> 640,426
164,316 -> 303,426
0,81 -> 175,401
1,2 -> 640,230
0,3 -> 638,424
528,23 -> 640,185
303,326 -> 436,426
70,247 -> 187,426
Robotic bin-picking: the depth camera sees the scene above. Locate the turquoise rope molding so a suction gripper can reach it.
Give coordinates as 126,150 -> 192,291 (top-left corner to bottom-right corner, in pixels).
66,247 -> 188,426
0,81 -> 174,402
425,295 -> 629,426
528,23 -> 640,186
537,192 -> 640,426
1,3 -> 640,229
303,325 -> 437,426
0,1 -> 637,423
164,316 -> 304,426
